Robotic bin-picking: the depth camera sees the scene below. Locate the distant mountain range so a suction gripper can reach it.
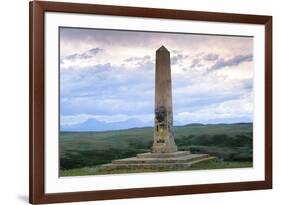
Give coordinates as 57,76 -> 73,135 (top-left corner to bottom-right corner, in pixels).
61,117 -> 252,132
61,118 -> 153,132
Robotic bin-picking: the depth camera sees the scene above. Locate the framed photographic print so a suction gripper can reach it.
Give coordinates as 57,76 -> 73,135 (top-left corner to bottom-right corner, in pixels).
29,1 -> 272,204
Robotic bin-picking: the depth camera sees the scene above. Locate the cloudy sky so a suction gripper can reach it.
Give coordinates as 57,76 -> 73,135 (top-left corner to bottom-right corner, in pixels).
60,27 -> 254,131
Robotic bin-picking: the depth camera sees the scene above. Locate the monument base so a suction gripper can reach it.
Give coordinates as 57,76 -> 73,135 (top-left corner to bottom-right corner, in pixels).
151,141 -> 178,153
100,151 -> 216,170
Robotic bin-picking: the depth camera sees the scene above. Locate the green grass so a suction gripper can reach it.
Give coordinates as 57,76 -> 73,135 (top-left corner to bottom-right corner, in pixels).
61,159 -> 253,176
59,123 -> 253,176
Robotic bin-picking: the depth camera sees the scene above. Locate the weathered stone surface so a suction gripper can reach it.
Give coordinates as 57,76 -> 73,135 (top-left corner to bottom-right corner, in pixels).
152,46 -> 177,153
136,151 -> 190,158
112,153 -> 210,164
100,153 -> 216,170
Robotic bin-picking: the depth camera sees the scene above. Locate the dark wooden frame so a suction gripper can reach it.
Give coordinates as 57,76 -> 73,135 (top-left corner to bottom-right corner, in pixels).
29,1 -> 272,204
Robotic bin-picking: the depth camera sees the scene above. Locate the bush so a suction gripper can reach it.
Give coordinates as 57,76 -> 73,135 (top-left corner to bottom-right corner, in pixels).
60,148 -> 143,170
187,145 -> 252,162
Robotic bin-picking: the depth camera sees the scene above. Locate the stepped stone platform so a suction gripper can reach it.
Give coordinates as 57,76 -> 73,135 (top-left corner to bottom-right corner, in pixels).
100,151 -> 216,170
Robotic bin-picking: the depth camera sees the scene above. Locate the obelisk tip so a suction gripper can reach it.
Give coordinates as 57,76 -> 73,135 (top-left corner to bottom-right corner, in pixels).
157,45 -> 169,52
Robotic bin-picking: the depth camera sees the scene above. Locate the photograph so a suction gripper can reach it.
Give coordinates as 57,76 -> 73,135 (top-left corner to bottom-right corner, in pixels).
29,1 -> 272,203
59,27 -> 254,177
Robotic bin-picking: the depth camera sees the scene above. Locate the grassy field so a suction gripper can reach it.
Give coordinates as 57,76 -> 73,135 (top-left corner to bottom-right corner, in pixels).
61,159 -> 253,176
60,123 -> 253,176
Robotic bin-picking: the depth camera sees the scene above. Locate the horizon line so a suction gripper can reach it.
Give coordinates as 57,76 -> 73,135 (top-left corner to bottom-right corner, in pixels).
60,121 -> 253,133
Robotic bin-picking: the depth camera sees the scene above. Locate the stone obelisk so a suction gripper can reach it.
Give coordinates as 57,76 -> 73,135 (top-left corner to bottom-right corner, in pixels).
152,46 -> 178,153
100,46 -> 216,171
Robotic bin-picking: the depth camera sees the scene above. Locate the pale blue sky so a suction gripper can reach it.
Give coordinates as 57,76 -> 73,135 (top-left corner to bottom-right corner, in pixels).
60,27 -> 254,131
